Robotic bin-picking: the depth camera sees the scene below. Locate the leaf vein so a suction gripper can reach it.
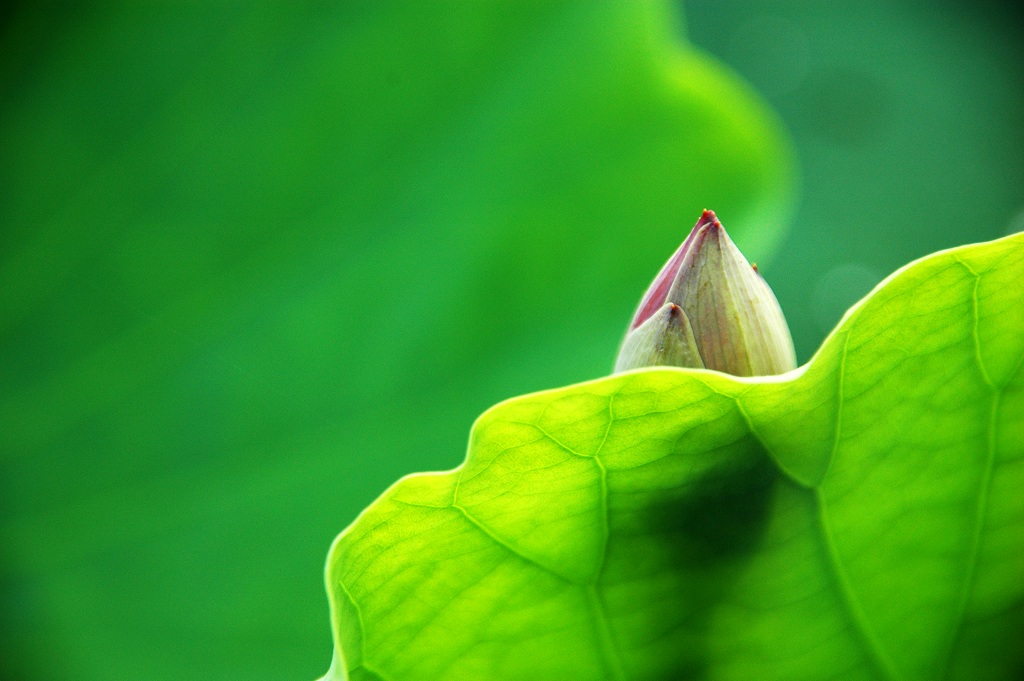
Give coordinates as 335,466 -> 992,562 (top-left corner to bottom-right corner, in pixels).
451,502 -> 580,584
587,585 -> 627,681
336,577 -> 368,675
516,421 -> 590,459
816,490 -> 902,681
941,265 -> 1003,678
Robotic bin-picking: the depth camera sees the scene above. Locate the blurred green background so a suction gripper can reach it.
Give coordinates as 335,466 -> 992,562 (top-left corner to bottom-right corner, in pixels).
1,2 -> 1021,680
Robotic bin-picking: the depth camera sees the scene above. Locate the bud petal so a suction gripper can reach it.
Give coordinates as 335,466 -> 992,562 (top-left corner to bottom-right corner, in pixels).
615,303 -> 704,373
617,210 -> 797,376
628,210 -> 717,331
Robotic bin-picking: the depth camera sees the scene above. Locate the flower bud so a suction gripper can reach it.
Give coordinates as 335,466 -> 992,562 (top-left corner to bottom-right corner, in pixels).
615,210 -> 796,376
614,302 -> 704,373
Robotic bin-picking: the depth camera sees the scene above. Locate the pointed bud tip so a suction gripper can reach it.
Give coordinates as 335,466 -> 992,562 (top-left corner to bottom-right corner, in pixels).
614,302 -> 704,373
625,210 -> 728,332
698,209 -> 718,224
698,209 -> 723,229
664,302 -> 686,327
690,211 -> 725,255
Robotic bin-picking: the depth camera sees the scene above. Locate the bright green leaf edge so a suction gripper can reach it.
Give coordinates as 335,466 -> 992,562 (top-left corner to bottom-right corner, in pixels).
322,234 -> 1024,681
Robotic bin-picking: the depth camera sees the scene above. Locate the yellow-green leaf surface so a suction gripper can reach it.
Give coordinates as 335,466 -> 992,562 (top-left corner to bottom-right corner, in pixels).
324,234 -> 1024,681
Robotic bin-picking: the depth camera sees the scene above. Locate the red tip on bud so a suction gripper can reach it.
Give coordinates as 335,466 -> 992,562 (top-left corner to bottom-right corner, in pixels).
699,209 -> 720,226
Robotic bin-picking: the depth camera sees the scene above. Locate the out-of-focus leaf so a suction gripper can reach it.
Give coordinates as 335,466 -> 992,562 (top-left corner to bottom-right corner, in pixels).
325,233 -> 1024,680
686,0 -> 1024,358
0,2 -> 791,680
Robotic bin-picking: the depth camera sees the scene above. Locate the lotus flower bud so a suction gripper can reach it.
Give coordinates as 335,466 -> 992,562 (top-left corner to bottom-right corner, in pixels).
614,302 -> 704,373
615,210 -> 796,376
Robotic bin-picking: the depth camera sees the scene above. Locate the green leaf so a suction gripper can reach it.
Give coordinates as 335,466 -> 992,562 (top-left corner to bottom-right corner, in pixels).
1,3 -> 792,680
324,233 -> 1024,681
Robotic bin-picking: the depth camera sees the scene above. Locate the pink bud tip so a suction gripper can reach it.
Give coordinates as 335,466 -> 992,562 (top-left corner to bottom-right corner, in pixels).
628,210 -> 723,330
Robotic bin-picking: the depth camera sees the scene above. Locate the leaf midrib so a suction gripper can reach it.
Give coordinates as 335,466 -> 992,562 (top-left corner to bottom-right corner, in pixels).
816,489 -> 902,681
939,262 -> 1004,680
814,260 -> 1008,681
